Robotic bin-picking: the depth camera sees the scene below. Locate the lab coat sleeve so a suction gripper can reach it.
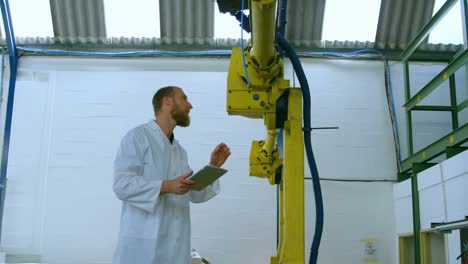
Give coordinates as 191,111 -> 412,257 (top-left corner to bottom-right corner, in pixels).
189,179 -> 220,203
113,130 -> 161,213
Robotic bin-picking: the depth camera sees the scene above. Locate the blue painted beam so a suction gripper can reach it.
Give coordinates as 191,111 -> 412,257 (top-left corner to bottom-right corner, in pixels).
0,0 -> 19,242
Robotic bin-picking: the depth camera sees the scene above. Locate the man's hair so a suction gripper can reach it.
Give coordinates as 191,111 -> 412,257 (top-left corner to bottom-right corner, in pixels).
152,86 -> 179,114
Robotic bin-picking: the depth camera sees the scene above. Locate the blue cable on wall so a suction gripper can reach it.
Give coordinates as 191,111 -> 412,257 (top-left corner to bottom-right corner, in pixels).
17,46 -> 232,57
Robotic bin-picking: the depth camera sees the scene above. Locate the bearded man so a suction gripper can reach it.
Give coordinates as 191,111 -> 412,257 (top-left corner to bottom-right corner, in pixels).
112,86 -> 231,264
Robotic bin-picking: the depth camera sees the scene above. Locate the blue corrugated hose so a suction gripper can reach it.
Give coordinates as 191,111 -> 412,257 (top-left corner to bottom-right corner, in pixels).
277,33 -> 324,264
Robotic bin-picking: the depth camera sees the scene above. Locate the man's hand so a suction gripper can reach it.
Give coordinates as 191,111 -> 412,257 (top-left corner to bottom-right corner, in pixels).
210,143 -> 231,167
161,171 -> 195,195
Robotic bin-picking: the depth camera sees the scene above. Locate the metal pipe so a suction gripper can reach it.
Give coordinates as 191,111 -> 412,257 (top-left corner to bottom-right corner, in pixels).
262,129 -> 278,154
250,0 -> 277,70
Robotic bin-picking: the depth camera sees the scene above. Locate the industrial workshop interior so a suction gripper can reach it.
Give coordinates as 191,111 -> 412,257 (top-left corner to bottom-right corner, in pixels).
0,0 -> 467,263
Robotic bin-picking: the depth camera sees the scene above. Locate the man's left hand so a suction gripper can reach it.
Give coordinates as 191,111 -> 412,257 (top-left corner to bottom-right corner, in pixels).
210,143 -> 231,167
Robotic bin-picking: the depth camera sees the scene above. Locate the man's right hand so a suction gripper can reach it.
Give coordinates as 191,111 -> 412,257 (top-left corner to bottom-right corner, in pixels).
161,171 -> 195,195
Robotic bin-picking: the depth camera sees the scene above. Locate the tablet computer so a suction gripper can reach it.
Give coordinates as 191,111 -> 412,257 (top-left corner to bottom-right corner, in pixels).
189,165 -> 228,191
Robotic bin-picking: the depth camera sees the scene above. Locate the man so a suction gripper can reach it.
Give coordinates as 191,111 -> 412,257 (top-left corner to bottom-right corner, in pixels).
112,86 -> 231,264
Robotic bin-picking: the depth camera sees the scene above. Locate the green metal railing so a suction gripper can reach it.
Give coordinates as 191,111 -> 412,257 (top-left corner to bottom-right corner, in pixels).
401,1 -> 468,174
399,0 -> 468,264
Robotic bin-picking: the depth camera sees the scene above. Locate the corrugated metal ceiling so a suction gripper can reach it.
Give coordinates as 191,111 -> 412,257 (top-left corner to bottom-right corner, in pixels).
375,0 -> 436,50
285,0 -> 325,48
159,0 -> 214,45
3,0 -> 466,54
50,0 -> 107,44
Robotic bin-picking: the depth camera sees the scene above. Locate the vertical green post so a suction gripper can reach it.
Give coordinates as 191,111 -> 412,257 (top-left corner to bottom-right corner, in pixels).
404,61 -> 414,155
411,163 -> 435,264
410,172 -> 421,264
449,74 -> 459,129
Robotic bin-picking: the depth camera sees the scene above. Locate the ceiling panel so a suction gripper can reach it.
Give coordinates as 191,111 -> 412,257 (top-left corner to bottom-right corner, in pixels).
285,0 -> 325,47
375,0 -> 435,50
50,0 -> 106,44
159,0 -> 214,45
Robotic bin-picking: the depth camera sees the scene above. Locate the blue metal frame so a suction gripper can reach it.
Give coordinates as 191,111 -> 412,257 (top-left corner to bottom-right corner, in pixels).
0,0 -> 19,242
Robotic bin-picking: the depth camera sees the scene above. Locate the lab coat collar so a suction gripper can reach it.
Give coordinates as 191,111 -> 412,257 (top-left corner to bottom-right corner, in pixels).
146,120 -> 161,131
147,120 -> 176,145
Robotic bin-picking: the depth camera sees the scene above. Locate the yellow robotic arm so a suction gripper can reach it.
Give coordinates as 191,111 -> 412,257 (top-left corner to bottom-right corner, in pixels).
219,0 -> 306,263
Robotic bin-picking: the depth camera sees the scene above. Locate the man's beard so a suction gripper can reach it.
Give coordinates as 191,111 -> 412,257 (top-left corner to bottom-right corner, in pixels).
171,108 -> 190,127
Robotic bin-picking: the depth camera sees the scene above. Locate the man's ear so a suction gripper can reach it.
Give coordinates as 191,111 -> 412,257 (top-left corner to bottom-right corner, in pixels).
163,96 -> 173,106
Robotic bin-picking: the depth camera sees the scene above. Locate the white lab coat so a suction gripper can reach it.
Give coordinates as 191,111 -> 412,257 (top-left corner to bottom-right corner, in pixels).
112,120 -> 220,264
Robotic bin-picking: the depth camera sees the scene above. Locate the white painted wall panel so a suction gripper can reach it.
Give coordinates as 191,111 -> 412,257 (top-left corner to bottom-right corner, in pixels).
1,75 -> 52,256
416,164 -> 446,230
394,178 -> 411,199
444,175 -> 468,221
394,196 -> 413,234
419,185 -> 446,229
447,231 -> 461,264
442,149 -> 468,180
297,58 -> 397,182
314,182 -> 396,263
417,164 -> 442,190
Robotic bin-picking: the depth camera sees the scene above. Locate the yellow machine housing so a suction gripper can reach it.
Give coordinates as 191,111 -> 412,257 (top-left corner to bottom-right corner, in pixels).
225,0 -> 305,262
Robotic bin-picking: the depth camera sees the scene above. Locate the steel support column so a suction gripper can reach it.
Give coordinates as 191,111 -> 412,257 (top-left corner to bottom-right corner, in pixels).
0,0 -> 19,242
449,74 -> 459,129
404,61 -> 414,156
411,163 -> 437,264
